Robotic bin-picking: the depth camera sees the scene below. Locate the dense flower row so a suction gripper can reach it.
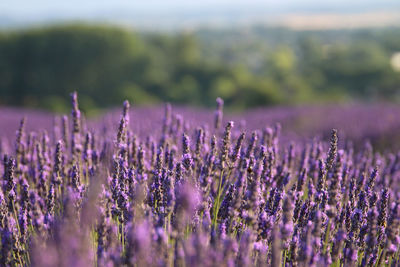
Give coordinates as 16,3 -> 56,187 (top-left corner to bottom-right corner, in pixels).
0,93 -> 399,266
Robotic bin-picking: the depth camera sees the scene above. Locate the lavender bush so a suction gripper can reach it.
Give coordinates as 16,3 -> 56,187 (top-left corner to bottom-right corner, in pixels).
2,104 -> 400,152
0,93 -> 399,266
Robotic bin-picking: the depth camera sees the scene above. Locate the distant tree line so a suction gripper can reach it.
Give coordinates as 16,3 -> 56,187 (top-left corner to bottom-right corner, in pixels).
0,24 -> 399,114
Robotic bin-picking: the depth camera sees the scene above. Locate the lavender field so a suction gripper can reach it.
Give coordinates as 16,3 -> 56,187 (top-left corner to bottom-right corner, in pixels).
0,93 -> 400,266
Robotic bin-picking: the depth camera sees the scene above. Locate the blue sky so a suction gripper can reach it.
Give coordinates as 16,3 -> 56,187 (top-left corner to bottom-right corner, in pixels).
2,0 -> 399,15
1,0 -> 399,28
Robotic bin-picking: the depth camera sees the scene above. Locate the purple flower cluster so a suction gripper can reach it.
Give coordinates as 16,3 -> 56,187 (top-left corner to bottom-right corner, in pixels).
0,93 -> 400,266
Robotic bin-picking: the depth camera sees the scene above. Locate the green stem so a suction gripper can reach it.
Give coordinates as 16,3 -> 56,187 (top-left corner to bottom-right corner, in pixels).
323,219 -> 331,254
282,249 -> 286,267
212,170 -> 224,228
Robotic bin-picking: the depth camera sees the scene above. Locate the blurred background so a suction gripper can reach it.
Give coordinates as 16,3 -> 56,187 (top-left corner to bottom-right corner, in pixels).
1,0 -> 400,115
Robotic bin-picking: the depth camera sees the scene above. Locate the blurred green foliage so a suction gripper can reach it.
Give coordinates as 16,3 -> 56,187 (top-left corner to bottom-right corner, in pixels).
0,24 -> 400,113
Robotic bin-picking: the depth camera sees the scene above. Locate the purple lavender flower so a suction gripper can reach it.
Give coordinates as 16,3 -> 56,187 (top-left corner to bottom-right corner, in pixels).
214,97 -> 224,130
0,95 -> 399,266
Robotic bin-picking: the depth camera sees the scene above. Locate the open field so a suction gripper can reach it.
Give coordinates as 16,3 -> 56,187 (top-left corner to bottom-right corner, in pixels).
1,103 -> 399,152
0,96 -> 400,266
